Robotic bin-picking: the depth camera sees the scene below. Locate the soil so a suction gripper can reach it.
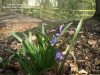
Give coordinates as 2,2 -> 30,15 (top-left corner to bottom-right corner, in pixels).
0,12 -> 100,75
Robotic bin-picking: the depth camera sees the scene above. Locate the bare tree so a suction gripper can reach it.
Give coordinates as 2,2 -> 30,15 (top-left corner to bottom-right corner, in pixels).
94,0 -> 100,20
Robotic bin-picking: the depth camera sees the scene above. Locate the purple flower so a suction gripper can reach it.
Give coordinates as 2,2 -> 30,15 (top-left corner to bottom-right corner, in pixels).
55,33 -> 60,37
50,37 -> 57,44
59,25 -> 63,33
56,51 -> 63,61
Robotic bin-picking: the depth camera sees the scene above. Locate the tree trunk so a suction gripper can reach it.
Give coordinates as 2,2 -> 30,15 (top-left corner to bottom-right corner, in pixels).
94,0 -> 100,20
1,0 -> 4,12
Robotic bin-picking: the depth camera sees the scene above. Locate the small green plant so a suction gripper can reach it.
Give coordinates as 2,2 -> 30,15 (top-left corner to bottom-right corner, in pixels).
11,22 -> 72,75
12,31 -> 57,75
11,19 -> 83,75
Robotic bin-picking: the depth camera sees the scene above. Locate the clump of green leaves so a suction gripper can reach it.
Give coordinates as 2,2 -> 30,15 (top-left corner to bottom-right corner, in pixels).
12,28 -> 56,75
11,19 -> 83,75
11,22 -> 73,75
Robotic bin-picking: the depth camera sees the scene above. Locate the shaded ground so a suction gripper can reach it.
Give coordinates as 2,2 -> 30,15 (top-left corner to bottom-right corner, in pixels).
0,12 -> 42,41
0,12 -> 100,75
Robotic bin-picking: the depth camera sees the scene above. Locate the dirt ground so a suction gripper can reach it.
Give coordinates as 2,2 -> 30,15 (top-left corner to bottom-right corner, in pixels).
0,12 -> 42,40
0,12 -> 100,75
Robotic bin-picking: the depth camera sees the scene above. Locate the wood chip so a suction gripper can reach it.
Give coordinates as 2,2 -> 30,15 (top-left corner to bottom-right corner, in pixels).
79,69 -> 88,75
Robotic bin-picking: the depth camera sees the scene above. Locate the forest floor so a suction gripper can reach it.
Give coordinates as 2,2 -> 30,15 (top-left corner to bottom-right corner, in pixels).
0,12 -> 100,75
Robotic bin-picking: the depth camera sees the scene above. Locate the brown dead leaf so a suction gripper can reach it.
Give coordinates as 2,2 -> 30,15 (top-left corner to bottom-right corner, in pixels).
32,35 -> 37,41
78,69 -> 88,75
70,62 -> 78,72
95,58 -> 100,65
62,45 -> 76,63
88,39 -> 97,48
69,30 -> 75,36
65,60 -> 78,73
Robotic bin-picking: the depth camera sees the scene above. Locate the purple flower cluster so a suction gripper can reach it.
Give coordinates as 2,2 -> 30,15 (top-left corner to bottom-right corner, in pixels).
50,25 -> 63,60
50,37 -> 57,44
56,51 -> 63,61
50,25 -> 63,44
